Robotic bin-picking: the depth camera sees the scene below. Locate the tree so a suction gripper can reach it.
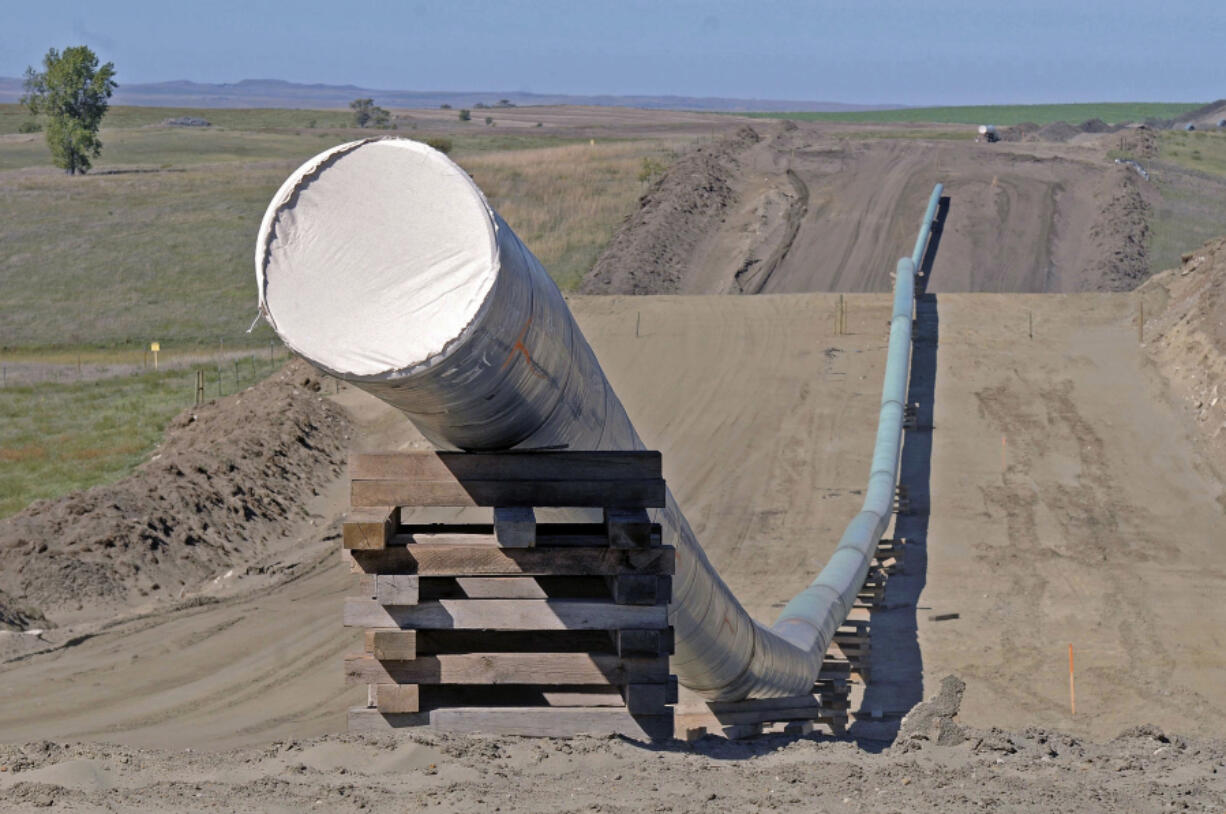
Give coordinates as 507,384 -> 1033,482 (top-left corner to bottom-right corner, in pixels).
458,109 -> 471,122
350,98 -> 390,128
22,46 -> 117,175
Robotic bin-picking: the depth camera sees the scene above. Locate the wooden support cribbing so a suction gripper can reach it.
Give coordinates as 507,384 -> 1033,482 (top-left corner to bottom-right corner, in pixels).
494,506 -> 536,548
346,652 -> 670,685
349,451 -> 665,508
343,506 -> 400,551
348,544 -> 675,577
344,449 -> 676,740
604,508 -> 654,548
344,598 -> 669,630
369,683 -> 420,714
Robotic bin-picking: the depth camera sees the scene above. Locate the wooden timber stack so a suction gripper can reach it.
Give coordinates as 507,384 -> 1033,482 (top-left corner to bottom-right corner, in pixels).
341,450 -> 676,741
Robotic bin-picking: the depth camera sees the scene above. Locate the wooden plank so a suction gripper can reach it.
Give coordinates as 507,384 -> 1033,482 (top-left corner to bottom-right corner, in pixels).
391,523 -> 663,548
348,545 -> 675,577
343,506 -> 400,551
604,508 -> 655,548
345,653 -> 669,685
616,628 -> 675,657
358,575 -> 420,605
347,706 -> 672,740
371,683 -> 420,714
351,479 -> 665,508
421,685 -> 629,708
622,678 -> 679,713
344,598 -> 670,630
365,629 -> 416,661
493,506 -> 536,548
420,576 -> 609,600
609,575 -> 671,605
350,451 -> 662,482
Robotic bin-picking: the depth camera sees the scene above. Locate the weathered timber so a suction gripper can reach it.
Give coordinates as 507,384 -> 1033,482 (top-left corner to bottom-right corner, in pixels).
348,706 -> 673,741
494,506 -> 536,547
622,678 -> 679,713
608,575 -> 671,605
371,683 -> 420,714
344,598 -> 670,630
350,451 -> 662,482
358,574 -> 420,605
348,544 -> 674,577
389,523 -> 662,548
343,506 -> 400,551
604,508 -> 654,548
616,628 -> 675,657
351,479 -> 664,509
345,652 -> 669,685
365,629 -> 416,661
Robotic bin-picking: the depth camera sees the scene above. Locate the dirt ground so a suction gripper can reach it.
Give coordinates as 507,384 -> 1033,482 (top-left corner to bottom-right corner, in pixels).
2,289 -> 1224,810
584,121 -> 1155,295
3,107 -> 1226,810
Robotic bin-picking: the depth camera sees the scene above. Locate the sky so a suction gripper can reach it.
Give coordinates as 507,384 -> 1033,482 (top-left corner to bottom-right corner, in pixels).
3,0 -> 1223,106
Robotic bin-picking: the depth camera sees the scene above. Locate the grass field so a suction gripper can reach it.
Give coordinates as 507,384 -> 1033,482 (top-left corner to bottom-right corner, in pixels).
749,102 -> 1202,126
0,107 -> 673,353
0,359 -> 270,518
1147,130 -> 1226,274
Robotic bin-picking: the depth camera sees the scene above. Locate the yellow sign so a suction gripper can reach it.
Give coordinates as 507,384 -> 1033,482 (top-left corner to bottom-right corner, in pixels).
150,342 -> 160,352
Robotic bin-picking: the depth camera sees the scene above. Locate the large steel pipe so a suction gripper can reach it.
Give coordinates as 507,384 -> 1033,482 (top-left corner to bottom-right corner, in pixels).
255,137 -> 937,701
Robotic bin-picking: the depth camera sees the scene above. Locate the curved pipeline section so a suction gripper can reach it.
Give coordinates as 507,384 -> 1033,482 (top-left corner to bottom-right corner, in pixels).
254,137 -> 940,701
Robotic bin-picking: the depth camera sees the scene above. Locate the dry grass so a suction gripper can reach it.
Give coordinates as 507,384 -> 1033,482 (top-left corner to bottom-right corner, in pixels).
460,141 -> 676,289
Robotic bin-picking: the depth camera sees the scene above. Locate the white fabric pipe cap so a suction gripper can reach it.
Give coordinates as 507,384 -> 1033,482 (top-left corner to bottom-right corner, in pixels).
255,138 -> 499,377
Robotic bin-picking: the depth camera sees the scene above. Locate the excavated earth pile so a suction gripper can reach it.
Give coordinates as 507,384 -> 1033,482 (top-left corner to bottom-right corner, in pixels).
1142,236 -> 1226,482
579,125 -> 759,294
0,361 -> 349,628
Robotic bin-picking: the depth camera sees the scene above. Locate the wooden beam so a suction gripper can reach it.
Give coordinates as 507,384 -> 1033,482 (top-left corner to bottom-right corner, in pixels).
493,506 -> 536,548
370,683 -> 420,714
604,508 -> 655,548
348,706 -> 673,741
358,575 -> 420,605
343,506 -> 400,551
351,479 -> 664,509
365,629 -> 417,661
350,451 -> 662,482
345,652 -> 669,685
348,544 -> 675,577
344,598 -> 669,630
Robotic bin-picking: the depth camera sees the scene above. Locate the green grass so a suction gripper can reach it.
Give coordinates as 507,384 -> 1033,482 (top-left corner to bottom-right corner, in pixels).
0,104 -> 356,134
749,102 -> 1203,126
0,361 -> 268,518
1158,129 -> 1226,177
1147,130 -> 1226,274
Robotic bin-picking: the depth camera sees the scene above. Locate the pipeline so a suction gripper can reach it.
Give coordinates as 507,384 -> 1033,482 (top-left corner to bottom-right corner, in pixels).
254,137 -> 940,701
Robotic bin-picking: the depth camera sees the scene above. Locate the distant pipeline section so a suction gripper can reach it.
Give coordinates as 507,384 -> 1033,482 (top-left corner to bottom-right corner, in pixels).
254,137 -> 941,701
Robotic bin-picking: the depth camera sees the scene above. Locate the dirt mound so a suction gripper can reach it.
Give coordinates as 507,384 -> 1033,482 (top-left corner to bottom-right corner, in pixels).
1036,121 -> 1080,142
0,360 -> 349,625
1141,235 -> 1226,479
999,121 -> 1039,141
579,126 -> 760,294
1081,165 -> 1153,290
1172,98 -> 1226,127
1078,117 -> 1116,134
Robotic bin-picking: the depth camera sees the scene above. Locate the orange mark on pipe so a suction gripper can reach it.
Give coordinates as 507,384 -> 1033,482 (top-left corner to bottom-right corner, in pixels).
501,318 -> 547,379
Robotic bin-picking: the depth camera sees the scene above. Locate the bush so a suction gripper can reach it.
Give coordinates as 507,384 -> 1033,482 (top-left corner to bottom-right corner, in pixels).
440,103 -> 451,109
485,116 -> 494,126
17,120 -> 41,133
425,137 -> 453,155
458,109 -> 471,122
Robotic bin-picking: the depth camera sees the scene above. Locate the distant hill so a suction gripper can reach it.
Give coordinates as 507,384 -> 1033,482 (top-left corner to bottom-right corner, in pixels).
0,76 -> 899,113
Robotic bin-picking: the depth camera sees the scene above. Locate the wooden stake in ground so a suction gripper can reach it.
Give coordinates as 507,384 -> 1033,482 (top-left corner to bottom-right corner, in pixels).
1001,435 -> 1007,474
1068,643 -> 1076,715
1138,300 -> 1145,344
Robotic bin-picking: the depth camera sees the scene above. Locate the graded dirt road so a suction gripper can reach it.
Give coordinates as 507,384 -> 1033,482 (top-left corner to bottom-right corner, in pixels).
584,123 -> 1153,295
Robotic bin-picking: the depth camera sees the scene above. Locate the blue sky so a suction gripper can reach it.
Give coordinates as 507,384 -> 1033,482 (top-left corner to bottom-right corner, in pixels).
4,0 -> 1223,105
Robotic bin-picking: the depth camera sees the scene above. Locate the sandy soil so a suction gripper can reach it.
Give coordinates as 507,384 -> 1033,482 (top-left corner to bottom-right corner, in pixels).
584,122 -> 1155,295
2,289 -> 1224,809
